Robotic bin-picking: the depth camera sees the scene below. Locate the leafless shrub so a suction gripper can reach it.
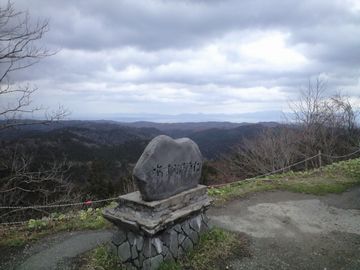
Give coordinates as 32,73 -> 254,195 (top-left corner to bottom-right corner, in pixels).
290,78 -> 359,166
224,77 -> 359,179
224,126 -> 299,178
0,147 -> 78,222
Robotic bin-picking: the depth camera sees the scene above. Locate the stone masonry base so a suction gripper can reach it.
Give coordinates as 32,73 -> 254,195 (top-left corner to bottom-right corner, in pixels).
110,211 -> 210,270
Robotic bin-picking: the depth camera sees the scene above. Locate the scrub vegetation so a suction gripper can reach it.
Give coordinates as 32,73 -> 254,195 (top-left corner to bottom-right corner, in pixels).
208,158 -> 360,203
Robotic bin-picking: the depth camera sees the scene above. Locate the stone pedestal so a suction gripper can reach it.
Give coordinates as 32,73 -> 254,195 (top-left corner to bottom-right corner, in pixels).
103,185 -> 212,270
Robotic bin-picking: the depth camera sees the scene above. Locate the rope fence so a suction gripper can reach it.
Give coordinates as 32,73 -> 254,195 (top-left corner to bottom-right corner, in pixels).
0,197 -> 118,210
208,147 -> 360,188
207,153 -> 320,188
1,147 -> 360,226
320,148 -> 360,159
0,198 -> 119,227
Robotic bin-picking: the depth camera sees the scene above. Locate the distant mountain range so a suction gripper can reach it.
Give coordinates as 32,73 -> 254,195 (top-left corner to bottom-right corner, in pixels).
73,111 -> 287,123
0,120 -> 279,159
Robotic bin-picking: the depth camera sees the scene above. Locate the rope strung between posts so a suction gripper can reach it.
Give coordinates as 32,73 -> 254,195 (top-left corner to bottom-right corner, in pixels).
208,153 -> 321,188
0,198 -> 118,226
0,220 -> 29,226
0,211 -> 83,227
320,147 -> 360,159
209,147 -> 360,188
0,216 -> 74,227
0,197 -> 118,210
248,153 -> 320,179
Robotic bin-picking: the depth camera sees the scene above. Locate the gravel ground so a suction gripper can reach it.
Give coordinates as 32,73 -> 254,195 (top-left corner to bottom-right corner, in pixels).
209,187 -> 360,270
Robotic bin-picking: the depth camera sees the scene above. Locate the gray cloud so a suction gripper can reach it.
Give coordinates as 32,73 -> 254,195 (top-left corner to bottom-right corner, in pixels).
13,0 -> 357,51
3,0 -> 360,120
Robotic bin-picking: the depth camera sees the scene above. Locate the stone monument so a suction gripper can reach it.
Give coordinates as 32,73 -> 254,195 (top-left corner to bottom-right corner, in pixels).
103,135 -> 212,270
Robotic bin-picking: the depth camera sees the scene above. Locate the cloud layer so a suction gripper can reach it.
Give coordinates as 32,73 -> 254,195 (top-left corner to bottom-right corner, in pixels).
3,0 -> 360,121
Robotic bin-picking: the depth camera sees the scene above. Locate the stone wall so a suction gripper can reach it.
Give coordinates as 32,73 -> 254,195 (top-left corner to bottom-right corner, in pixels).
110,212 -> 210,270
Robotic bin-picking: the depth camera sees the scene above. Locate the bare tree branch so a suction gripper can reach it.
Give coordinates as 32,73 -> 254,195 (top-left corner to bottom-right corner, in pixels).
0,1 -> 74,222
0,1 -> 64,129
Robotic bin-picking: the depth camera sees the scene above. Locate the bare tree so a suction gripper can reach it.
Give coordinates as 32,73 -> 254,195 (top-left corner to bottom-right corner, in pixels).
329,94 -> 359,147
0,1 -> 67,130
225,126 -> 299,178
223,77 -> 359,180
290,77 -> 359,166
0,147 -> 78,222
0,1 -> 74,222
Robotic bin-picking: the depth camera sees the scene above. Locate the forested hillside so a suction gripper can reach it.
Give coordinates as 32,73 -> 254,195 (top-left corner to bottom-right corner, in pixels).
0,120 -> 270,213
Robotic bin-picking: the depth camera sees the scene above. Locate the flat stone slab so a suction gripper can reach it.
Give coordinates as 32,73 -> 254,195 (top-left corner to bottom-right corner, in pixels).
133,135 -> 203,201
118,185 -> 208,212
103,185 -> 211,235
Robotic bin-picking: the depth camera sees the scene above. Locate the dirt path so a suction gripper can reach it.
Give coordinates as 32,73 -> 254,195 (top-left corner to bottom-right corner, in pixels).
0,230 -> 114,270
208,187 -> 360,270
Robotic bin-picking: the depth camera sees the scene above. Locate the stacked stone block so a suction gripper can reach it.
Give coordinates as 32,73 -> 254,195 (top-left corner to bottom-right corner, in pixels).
110,213 -> 210,270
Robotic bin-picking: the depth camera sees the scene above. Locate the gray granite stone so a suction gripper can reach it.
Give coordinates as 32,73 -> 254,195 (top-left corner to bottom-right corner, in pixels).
138,251 -> 145,266
118,242 -> 131,262
182,221 -> 191,237
143,238 -> 152,258
173,224 -> 182,233
201,220 -> 208,232
202,213 -> 210,225
162,228 -> 179,258
162,245 -> 174,262
161,232 -> 170,248
150,255 -> 164,270
133,258 -> 140,268
128,231 -> 136,245
109,243 -> 118,256
190,216 -> 202,231
167,230 -> 178,258
181,237 -> 193,252
136,236 -> 144,251
178,233 -> 186,245
112,229 -> 126,246
152,238 -> 163,254
143,258 -> 151,270
188,228 -> 199,244
126,264 -> 137,270
151,245 -> 157,257
199,213 -> 210,231
179,245 -> 186,256
133,135 -> 203,201
161,244 -> 169,256
131,244 -> 138,260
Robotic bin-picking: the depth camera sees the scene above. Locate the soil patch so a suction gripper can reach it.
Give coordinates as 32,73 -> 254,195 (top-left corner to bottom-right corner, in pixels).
209,187 -> 360,270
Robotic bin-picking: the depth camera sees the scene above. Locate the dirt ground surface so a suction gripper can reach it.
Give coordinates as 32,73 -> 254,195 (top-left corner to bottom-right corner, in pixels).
209,187 -> 360,270
1,188 -> 359,270
0,230 -> 114,270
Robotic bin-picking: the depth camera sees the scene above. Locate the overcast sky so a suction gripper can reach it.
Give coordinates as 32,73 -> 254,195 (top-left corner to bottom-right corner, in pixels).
3,0 -> 360,122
